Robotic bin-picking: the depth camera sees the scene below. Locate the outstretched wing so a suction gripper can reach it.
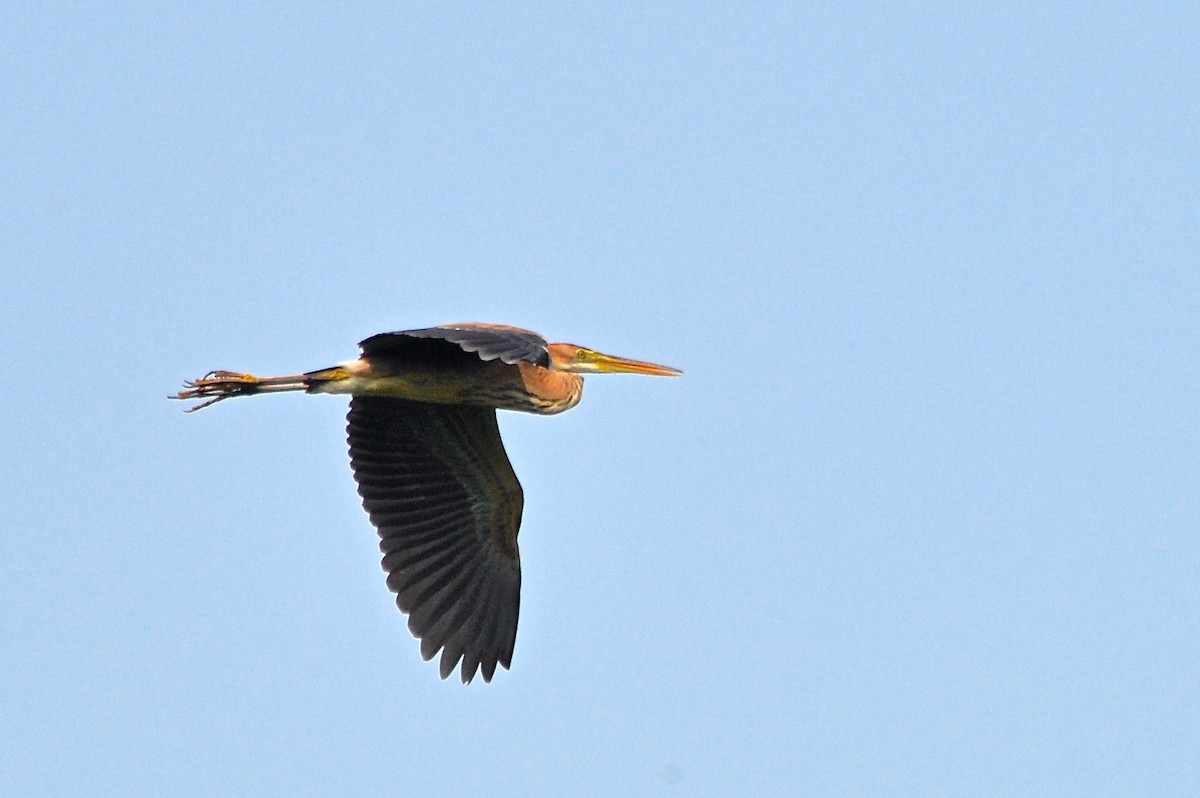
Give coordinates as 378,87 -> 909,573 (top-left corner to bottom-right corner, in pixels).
346,395 -> 523,683
358,323 -> 551,368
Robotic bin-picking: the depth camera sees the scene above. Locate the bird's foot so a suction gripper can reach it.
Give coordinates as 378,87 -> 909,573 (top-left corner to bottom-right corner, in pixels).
171,371 -> 264,412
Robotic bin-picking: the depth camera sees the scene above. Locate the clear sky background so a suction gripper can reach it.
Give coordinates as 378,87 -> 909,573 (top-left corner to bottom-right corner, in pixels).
2,3 -> 1196,796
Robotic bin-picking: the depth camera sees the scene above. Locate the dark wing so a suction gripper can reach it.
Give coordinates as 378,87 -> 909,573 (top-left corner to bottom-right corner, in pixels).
358,324 -> 551,368
346,396 -> 523,683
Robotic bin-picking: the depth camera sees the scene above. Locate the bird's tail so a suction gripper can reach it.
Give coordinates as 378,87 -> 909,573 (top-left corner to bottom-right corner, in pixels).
171,367 -> 349,412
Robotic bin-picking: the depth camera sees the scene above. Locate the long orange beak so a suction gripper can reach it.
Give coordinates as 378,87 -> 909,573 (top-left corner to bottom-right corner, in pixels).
589,351 -> 682,376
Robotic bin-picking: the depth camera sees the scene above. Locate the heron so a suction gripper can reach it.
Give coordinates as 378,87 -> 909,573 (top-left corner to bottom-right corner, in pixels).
173,323 -> 681,682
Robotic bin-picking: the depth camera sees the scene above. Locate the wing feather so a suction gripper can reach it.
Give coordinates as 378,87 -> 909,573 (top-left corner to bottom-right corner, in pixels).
346,396 -> 523,683
358,324 -> 551,367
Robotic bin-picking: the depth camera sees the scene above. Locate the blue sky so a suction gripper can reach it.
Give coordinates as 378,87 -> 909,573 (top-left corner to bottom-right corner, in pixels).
2,3 -> 1196,795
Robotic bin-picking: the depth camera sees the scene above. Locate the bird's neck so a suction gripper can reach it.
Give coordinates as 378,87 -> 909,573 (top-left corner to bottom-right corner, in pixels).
516,363 -> 583,415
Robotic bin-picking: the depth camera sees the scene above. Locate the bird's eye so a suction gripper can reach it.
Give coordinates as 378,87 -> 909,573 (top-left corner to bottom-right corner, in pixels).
576,349 -> 593,362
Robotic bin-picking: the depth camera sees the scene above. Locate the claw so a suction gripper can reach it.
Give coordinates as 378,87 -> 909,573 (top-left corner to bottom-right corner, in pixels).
181,395 -> 227,413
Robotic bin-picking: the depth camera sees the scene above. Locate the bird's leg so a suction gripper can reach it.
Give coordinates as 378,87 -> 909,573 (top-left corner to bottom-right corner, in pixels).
171,370 -> 313,412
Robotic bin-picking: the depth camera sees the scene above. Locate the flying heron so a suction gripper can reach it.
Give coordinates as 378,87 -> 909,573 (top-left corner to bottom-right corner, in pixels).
173,323 -> 681,682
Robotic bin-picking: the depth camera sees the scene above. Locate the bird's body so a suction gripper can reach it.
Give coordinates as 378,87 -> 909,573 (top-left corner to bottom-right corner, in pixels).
323,325 -> 586,414
174,323 -> 679,683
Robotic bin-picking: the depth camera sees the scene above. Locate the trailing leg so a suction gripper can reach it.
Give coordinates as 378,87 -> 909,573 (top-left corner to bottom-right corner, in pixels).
172,369 -> 343,411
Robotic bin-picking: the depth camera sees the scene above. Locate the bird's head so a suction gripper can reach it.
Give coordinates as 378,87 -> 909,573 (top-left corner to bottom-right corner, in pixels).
546,343 -> 682,376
